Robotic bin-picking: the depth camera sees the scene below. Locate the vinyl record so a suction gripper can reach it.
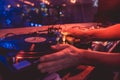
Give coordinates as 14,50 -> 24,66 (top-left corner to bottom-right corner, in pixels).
0,33 -> 57,56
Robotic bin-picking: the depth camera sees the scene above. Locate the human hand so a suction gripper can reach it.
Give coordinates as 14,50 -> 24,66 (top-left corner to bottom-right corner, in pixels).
62,27 -> 92,43
62,27 -> 89,39
38,44 -> 84,73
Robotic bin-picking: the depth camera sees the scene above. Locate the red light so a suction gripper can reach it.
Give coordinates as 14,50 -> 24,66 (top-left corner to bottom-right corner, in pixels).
70,0 -> 76,4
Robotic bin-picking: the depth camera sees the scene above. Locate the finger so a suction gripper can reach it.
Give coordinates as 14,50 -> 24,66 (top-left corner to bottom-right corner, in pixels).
38,57 -> 76,73
42,73 -> 60,80
38,61 -> 58,70
51,44 -> 70,50
40,44 -> 79,62
38,58 -> 67,73
38,62 -> 62,73
42,64 -> 63,73
39,48 -> 70,62
45,59 -> 72,73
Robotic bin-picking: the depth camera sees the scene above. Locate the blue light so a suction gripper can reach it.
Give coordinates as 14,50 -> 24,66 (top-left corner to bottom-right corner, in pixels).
38,24 -> 42,27
31,8 -> 35,11
35,24 -> 38,27
30,22 -> 42,27
3,11 -> 7,16
0,42 -> 19,50
40,3 -> 46,8
42,12 -> 47,16
30,23 -> 34,26
6,19 -> 11,25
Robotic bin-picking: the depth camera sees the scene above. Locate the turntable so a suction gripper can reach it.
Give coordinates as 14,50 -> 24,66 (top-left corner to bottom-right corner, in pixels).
0,26 -> 93,80
0,28 -> 61,80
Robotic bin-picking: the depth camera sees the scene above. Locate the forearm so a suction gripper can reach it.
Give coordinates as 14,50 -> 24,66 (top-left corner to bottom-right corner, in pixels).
77,24 -> 120,41
79,50 -> 120,70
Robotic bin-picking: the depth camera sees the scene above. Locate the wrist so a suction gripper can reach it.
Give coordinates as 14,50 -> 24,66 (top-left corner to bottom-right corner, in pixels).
76,49 -> 89,65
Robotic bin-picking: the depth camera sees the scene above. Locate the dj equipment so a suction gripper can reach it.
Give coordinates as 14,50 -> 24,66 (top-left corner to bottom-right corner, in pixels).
0,25 -> 119,80
0,26 -> 91,80
0,31 -> 56,80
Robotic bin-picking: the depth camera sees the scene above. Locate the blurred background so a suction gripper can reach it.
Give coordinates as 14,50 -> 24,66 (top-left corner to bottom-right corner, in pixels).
0,0 -> 99,28
0,0 -> 120,28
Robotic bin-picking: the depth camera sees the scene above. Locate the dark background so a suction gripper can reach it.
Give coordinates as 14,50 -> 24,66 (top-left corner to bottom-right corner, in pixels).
0,0 -> 120,29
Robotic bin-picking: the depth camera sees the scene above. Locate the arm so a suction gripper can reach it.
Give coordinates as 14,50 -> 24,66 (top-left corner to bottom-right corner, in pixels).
38,44 -> 120,73
67,24 -> 120,41
81,50 -> 120,70
88,24 -> 120,40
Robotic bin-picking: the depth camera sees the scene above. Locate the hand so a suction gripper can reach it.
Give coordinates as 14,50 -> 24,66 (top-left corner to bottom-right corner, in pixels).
38,44 -> 84,73
61,27 -> 83,38
62,27 -> 92,43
